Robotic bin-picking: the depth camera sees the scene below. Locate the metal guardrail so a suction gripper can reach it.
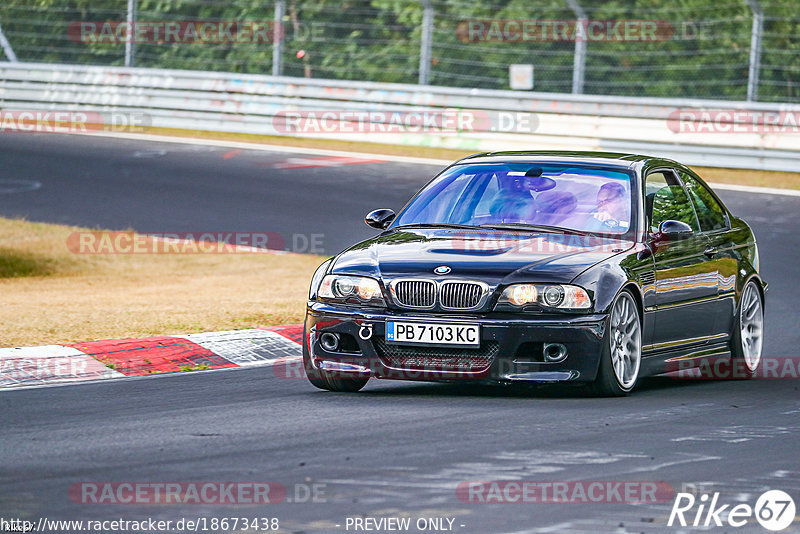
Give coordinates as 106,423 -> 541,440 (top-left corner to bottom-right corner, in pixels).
1,61 -> 799,172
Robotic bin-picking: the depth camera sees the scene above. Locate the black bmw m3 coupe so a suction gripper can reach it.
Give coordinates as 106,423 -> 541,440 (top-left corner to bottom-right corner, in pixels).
303,151 -> 766,396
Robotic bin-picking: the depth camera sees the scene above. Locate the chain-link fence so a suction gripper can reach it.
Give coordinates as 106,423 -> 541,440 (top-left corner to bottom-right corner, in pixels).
0,0 -> 798,103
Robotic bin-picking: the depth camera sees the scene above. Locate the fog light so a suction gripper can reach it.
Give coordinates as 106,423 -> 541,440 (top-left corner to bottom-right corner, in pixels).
320,332 -> 340,352
543,343 -> 568,362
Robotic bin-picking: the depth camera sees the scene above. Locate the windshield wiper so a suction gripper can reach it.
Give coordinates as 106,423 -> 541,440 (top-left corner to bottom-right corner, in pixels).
478,223 -> 595,236
392,223 -> 479,230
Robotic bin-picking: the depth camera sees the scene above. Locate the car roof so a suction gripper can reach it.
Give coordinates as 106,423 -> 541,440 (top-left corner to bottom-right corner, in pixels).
453,150 -> 668,171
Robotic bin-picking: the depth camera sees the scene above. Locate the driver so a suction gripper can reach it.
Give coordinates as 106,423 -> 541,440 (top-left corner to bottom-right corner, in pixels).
585,182 -> 629,232
489,174 -> 554,223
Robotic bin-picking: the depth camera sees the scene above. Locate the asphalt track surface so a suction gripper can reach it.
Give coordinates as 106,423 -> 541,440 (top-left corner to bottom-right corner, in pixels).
2,134 -> 800,533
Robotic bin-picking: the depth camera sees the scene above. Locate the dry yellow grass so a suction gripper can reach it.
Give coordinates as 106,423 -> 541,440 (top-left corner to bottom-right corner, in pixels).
0,218 -> 323,347
692,166 -> 800,190
142,127 -> 800,190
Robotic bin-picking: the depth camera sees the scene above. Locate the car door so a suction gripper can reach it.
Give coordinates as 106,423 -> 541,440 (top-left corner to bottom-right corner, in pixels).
679,170 -> 738,340
644,169 -> 719,350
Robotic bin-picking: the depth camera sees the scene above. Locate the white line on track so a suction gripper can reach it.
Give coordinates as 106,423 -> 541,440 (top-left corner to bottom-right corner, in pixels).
76,131 -> 451,166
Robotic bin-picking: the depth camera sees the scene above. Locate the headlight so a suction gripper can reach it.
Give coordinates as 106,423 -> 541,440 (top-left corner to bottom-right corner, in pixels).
309,258 -> 333,300
318,275 -> 385,306
505,284 -> 538,306
497,284 -> 591,310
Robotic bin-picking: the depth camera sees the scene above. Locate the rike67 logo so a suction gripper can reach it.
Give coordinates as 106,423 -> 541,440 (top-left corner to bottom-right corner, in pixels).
668,490 -> 796,531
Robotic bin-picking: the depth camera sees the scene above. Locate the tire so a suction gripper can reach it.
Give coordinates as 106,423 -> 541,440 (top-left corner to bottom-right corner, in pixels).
303,323 -> 369,392
590,290 -> 642,397
730,280 -> 764,379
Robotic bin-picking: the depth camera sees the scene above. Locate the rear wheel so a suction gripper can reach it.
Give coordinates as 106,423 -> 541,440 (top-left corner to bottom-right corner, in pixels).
730,280 -> 764,379
591,290 -> 642,397
303,324 -> 369,392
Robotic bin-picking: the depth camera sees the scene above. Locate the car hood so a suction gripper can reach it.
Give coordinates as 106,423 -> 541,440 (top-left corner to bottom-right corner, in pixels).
331,228 -> 632,285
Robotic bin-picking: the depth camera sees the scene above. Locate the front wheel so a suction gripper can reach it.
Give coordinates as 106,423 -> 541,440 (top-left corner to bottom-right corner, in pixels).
590,290 -> 642,397
730,280 -> 764,379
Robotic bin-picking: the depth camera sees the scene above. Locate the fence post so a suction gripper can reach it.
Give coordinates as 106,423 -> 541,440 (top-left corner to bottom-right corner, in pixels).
419,0 -> 434,85
0,23 -> 18,62
125,0 -> 137,67
273,0 -> 285,76
565,0 -> 586,94
746,0 -> 763,101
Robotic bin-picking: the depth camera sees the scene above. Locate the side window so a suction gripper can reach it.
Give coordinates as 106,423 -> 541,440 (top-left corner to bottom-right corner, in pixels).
680,172 -> 728,232
645,171 -> 699,233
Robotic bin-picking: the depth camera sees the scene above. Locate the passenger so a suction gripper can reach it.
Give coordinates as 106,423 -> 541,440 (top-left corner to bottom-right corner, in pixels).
534,191 -> 578,226
489,177 -> 535,222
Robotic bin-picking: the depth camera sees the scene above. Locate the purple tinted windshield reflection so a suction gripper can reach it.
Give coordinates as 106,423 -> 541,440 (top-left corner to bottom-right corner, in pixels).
392,164 -> 633,234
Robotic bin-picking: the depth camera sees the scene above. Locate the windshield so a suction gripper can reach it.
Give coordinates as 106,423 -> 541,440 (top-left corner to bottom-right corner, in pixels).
390,163 -> 635,235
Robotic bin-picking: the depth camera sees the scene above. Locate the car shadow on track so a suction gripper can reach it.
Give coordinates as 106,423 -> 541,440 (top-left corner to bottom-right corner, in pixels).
338,375 -> 720,399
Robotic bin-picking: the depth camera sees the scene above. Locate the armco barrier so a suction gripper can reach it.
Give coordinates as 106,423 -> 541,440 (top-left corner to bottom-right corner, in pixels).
1,61 -> 799,171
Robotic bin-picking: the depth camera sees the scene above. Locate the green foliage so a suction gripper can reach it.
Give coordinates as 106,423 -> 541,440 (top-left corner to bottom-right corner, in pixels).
0,248 -> 61,278
651,185 -> 698,231
0,0 -> 797,101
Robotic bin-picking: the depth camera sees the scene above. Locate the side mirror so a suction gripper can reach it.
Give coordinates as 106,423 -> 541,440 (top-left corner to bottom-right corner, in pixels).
365,209 -> 395,230
657,219 -> 693,239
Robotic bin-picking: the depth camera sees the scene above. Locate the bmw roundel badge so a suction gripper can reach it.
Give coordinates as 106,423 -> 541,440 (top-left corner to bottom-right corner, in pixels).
434,265 -> 451,275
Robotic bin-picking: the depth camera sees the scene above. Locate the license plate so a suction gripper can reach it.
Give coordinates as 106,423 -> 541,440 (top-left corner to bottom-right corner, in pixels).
385,321 -> 480,347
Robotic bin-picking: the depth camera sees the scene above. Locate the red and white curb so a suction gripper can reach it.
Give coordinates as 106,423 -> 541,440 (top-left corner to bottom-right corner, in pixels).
0,326 -> 303,390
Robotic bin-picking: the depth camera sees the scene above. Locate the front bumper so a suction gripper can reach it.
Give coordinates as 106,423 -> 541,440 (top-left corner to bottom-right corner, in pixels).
305,302 -> 608,384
